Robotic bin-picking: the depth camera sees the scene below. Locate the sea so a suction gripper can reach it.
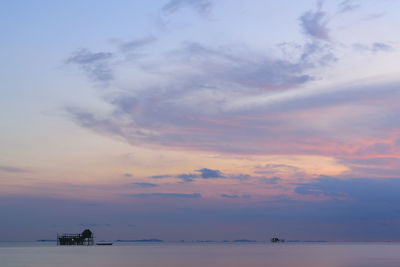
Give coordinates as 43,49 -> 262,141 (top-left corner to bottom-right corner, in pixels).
1,241 -> 400,267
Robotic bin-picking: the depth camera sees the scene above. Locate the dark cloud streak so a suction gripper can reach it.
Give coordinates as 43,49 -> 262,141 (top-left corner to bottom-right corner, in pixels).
197,168 -> 223,179
0,165 -> 29,173
129,182 -> 159,188
119,36 -> 157,52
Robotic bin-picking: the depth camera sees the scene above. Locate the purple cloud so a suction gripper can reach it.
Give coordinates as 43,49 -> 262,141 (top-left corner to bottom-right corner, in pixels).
130,193 -> 201,198
338,0 -> 360,14
299,4 -> 330,41
220,194 -> 240,199
196,168 -> 223,179
0,165 -> 29,173
220,194 -> 252,199
129,182 -> 159,188
295,176 -> 400,202
66,49 -> 114,82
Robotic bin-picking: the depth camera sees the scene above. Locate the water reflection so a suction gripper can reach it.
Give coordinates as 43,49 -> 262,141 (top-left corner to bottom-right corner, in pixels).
1,242 -> 400,267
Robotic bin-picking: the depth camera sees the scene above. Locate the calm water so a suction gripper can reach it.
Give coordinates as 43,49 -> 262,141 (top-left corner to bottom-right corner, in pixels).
1,242 -> 400,267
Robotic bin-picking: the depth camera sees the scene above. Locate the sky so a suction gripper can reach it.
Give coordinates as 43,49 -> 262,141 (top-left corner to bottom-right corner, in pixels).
1,0 -> 400,242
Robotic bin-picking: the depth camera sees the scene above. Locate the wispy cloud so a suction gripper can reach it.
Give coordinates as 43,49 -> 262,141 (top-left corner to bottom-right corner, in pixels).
353,42 -> 393,53
119,36 -> 157,53
338,0 -> 360,14
231,174 -> 281,184
129,182 -> 159,188
130,193 -> 201,198
371,42 -> 393,52
220,194 -> 251,199
0,165 -> 29,173
68,78 -> 400,157
177,173 -> 198,182
151,168 -> 224,183
220,194 -> 240,199
295,176 -> 400,202
260,177 -> 281,185
255,164 -> 303,176
151,175 -> 173,179
339,157 -> 400,179
66,49 -> 114,82
162,0 -> 212,15
363,12 -> 385,21
299,3 -> 330,41
65,1 -> 399,171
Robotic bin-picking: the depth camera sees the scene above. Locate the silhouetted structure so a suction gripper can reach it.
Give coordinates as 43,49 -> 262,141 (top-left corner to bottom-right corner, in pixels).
271,237 -> 285,243
57,229 -> 94,246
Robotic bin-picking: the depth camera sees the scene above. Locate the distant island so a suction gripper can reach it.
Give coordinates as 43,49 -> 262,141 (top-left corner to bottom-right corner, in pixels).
286,240 -> 327,243
115,239 -> 163,242
192,239 -> 257,243
37,237 -> 328,243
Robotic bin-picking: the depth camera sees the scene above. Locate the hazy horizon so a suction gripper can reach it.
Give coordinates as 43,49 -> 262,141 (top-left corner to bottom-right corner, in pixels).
2,0 -> 400,242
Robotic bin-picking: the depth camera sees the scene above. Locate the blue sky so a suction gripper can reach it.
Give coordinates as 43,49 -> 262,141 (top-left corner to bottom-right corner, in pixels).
1,0 -> 400,241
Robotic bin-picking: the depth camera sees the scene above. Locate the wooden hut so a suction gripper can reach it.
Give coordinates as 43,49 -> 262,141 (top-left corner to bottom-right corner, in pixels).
271,237 -> 285,243
57,229 -> 94,246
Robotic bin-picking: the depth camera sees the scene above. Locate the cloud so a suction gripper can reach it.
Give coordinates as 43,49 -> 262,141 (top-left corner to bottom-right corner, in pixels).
255,164 -> 301,174
79,223 -> 98,227
230,174 -> 280,184
66,39 -> 338,155
150,170 -> 281,186
353,42 -> 393,53
130,193 -> 201,198
65,2 -> 400,161
123,173 -> 133,177
150,168 -> 224,183
78,223 -> 112,227
220,194 -> 251,199
338,0 -> 360,14
67,49 -> 112,64
196,168 -> 223,179
372,42 -> 393,52
363,12 -> 385,21
151,175 -> 173,179
295,176 -> 400,202
66,49 -> 114,82
162,0 -> 212,14
231,174 -> 251,181
260,177 -> 281,185
220,194 -> 240,199
168,42 -> 329,90
339,157 -> 400,179
255,164 -> 304,178
0,165 -> 29,173
67,78 -> 400,157
299,4 -> 330,41
130,182 -> 158,188
119,36 -> 157,53
177,173 -> 198,182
